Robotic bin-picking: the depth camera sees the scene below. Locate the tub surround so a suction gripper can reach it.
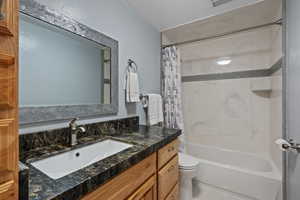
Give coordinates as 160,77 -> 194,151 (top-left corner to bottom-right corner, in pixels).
182,58 -> 282,83
179,16 -> 283,199
19,117 -> 181,200
187,142 -> 281,200
180,26 -> 283,156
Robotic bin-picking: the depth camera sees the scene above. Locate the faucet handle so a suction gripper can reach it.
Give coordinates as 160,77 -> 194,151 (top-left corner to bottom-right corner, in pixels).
70,118 -> 79,123
78,126 -> 86,133
69,118 -> 79,129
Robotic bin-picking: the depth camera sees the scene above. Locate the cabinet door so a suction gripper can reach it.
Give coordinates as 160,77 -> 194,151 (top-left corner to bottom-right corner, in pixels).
0,0 -> 15,35
158,156 -> 179,200
127,175 -> 157,200
0,0 -> 18,199
82,154 -> 156,200
165,184 -> 179,200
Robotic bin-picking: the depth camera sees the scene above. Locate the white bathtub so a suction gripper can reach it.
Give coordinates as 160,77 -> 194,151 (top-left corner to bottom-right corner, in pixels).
186,143 -> 282,200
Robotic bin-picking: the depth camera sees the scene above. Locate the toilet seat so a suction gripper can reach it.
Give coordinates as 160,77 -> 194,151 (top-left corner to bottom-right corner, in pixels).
178,153 -> 199,170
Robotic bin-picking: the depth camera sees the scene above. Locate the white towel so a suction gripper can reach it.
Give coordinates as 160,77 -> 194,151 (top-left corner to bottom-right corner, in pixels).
124,71 -> 140,103
147,94 -> 164,125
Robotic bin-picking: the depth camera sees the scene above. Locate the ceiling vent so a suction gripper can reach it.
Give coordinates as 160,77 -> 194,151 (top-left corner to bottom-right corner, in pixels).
211,0 -> 233,7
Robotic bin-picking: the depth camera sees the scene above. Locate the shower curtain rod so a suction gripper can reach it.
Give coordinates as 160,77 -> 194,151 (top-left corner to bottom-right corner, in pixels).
162,19 -> 283,48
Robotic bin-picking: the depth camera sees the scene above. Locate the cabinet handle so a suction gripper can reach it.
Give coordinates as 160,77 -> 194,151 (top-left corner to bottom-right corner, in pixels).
167,165 -> 175,173
168,146 -> 175,152
145,163 -> 152,169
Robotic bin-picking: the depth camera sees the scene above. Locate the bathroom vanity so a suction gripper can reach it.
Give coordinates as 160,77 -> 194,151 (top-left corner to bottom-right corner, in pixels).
17,1 -> 181,200
19,117 -> 181,200
82,136 -> 179,200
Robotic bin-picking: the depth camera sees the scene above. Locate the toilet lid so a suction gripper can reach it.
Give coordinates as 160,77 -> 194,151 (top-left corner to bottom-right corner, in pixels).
178,153 -> 200,170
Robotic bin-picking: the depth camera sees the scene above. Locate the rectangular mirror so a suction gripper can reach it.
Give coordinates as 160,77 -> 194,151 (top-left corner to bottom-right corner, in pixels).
19,0 -> 118,125
20,14 -> 112,106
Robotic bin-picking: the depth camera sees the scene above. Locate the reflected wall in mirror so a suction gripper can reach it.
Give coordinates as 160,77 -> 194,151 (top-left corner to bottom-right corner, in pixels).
20,14 -> 112,106
19,0 -> 118,125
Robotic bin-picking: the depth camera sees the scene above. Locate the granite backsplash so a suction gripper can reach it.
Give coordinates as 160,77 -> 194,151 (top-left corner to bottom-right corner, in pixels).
19,116 -> 139,161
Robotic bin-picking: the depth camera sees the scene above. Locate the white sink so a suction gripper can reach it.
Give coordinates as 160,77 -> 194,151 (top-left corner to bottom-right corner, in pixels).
31,139 -> 133,179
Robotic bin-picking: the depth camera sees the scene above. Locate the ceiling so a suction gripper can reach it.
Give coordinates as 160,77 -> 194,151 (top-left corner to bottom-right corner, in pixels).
124,0 -> 262,31
162,0 -> 282,46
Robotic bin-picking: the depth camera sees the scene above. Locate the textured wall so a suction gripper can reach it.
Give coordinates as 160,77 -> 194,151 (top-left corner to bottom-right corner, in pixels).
20,0 -> 161,133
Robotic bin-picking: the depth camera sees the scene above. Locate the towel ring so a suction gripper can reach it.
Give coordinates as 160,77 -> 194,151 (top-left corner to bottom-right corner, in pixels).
128,59 -> 138,73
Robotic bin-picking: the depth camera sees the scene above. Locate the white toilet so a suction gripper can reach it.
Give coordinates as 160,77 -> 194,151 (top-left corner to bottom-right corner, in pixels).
178,153 -> 200,200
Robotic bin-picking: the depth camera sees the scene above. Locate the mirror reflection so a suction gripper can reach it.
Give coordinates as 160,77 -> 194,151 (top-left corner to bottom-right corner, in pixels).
19,13 -> 112,108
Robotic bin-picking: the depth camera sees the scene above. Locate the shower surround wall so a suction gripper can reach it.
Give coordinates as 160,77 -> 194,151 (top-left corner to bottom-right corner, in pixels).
270,25 -> 283,172
180,25 -> 282,200
181,25 -> 282,156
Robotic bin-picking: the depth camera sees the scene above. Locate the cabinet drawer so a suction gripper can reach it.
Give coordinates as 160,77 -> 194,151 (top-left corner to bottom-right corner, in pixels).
82,153 -> 156,200
158,155 -> 179,200
158,139 -> 178,169
165,183 -> 179,200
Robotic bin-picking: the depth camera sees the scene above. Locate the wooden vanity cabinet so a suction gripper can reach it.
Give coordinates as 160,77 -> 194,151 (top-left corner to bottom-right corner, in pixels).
0,0 -> 15,35
165,184 -> 179,200
82,139 -> 179,200
157,139 -> 179,200
82,154 -> 157,200
0,0 -> 19,199
157,156 -> 179,200
157,139 -> 179,169
127,175 -> 157,200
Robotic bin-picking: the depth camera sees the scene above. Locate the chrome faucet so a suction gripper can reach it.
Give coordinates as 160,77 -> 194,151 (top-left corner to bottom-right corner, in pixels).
69,118 -> 86,146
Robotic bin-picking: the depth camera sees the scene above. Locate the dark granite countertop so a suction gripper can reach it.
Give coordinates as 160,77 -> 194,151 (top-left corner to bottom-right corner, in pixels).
22,125 -> 181,200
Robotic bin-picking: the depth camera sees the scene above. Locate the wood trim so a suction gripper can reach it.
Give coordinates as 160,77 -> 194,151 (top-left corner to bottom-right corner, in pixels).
0,119 -> 15,170
0,0 -> 14,36
82,154 -> 157,200
0,170 -> 13,185
0,187 -> 14,200
0,0 -> 19,199
0,180 -> 14,194
0,77 -> 14,109
0,53 -> 14,66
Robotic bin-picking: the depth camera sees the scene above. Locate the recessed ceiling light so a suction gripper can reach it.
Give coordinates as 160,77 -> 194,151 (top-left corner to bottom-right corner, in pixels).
216,57 -> 232,65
